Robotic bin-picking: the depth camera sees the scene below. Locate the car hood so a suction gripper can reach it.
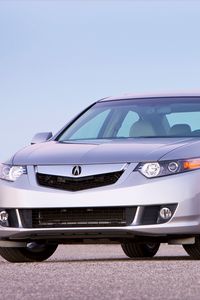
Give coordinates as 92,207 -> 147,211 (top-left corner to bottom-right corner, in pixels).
11,138 -> 198,165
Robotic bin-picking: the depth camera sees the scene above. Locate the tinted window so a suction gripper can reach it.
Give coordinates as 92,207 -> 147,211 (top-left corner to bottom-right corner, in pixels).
68,109 -> 111,140
117,111 -> 139,137
58,97 -> 200,141
167,112 -> 200,131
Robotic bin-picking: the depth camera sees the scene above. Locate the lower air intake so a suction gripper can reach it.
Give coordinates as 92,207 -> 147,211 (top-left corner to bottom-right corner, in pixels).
19,207 -> 137,228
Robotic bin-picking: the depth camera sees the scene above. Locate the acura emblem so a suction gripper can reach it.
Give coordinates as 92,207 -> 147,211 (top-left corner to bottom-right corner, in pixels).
72,166 -> 82,176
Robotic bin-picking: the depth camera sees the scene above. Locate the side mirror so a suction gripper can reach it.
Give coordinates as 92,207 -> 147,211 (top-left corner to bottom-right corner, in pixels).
31,132 -> 53,145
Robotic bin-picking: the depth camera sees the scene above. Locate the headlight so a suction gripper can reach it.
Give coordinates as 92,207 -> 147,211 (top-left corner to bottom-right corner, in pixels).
0,164 -> 27,182
136,158 -> 200,178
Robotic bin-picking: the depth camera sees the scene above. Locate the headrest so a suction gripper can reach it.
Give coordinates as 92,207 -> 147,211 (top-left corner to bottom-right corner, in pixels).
129,119 -> 155,137
170,124 -> 191,136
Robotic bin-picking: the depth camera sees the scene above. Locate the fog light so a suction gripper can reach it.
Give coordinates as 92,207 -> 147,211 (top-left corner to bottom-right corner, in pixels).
0,211 -> 9,223
159,207 -> 172,220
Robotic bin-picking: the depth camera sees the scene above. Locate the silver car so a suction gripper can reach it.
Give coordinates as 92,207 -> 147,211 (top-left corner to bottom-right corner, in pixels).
1,94 -> 200,262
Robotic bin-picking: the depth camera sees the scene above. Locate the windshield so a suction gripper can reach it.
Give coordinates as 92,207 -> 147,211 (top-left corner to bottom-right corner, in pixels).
58,97 -> 200,141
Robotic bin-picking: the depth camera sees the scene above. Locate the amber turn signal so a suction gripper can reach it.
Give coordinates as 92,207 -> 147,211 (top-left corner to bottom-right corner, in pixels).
183,159 -> 200,170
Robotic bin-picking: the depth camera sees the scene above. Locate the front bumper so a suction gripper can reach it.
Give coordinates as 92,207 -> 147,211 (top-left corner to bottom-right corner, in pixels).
0,164 -> 200,241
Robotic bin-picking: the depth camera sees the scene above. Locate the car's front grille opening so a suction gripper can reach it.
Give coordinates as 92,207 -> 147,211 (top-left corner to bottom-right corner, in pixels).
36,171 -> 124,192
19,207 -> 137,228
140,204 -> 178,225
0,209 -> 18,228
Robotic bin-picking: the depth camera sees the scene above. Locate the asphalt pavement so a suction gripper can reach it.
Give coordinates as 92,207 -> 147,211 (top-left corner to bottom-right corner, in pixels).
0,244 -> 200,300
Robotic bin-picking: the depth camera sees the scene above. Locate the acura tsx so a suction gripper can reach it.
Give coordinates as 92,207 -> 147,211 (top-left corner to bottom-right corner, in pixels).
1,93 -> 200,262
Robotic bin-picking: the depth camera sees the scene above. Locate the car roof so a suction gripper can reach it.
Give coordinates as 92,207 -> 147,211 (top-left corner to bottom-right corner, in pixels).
98,92 -> 200,102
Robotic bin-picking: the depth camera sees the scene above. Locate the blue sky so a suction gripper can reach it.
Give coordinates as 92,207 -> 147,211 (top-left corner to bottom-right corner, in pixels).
1,0 -> 200,160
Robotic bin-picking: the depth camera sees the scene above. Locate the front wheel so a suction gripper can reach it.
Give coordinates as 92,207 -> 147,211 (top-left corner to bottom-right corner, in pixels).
121,241 -> 160,258
0,242 -> 58,263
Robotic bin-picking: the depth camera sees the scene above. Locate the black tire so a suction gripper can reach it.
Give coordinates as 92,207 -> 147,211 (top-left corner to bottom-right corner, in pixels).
0,242 -> 58,263
121,241 -> 160,258
183,236 -> 200,259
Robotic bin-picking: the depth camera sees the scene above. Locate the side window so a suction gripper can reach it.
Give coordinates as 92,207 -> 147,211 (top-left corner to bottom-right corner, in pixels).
167,112 -> 200,131
69,109 -> 111,140
117,111 -> 139,137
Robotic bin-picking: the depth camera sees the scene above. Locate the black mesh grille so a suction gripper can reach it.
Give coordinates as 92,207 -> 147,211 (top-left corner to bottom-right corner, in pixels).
36,171 -> 124,192
19,207 -> 137,228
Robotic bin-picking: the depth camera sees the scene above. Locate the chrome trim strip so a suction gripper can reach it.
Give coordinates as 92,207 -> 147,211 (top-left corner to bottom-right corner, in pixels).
36,163 -> 129,178
132,206 -> 144,225
16,209 -> 23,228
